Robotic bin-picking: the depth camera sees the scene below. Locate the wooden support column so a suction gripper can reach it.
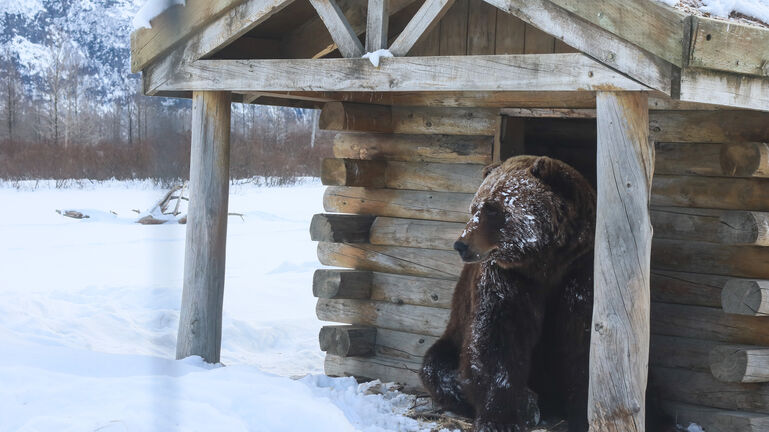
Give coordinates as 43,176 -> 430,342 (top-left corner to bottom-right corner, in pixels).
589,91 -> 652,432
176,91 -> 232,363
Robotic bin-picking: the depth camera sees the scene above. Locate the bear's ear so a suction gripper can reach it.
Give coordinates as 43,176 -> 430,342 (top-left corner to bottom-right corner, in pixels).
482,162 -> 501,178
530,157 -> 572,191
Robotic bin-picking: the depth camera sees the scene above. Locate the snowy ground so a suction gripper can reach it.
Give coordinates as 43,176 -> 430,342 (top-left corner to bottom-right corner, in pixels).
0,179 -> 434,432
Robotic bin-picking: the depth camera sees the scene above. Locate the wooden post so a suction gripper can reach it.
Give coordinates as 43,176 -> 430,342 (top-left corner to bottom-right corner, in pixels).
589,91 -> 652,432
176,91 -> 231,363
366,0 -> 389,52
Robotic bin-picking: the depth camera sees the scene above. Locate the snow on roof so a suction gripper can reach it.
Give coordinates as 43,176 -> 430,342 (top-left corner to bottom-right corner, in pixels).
132,0 -> 186,30
658,0 -> 769,28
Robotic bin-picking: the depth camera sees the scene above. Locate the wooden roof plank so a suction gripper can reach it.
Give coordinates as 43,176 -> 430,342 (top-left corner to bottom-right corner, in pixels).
680,68 -> 769,112
689,16 -> 769,77
308,0 -> 365,58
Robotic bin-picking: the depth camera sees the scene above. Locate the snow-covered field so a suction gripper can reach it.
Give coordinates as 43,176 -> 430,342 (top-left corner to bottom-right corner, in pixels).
0,180 -> 433,432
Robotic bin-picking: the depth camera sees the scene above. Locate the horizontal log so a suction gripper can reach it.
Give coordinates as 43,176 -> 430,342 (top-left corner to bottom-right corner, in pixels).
656,142 -> 769,178
722,279 -> 769,317
650,334 -> 715,372
319,103 -> 393,133
319,325 -> 376,357
313,269 -> 372,299
651,302 -> 769,347
321,158 -> 484,193
310,214 -> 375,243
679,68 -> 769,112
317,242 -> 461,279
721,143 -> 769,178
370,217 -> 463,251
649,111 -> 769,143
650,269 -> 728,308
323,186 -> 472,223
688,16 -> 769,78
370,272 -> 455,309
652,239 -> 769,279
333,133 -> 493,164
374,328 -> 437,361
390,106 -> 498,136
324,354 -> 424,391
651,175 -> 769,212
661,401 -> 769,432
711,345 -> 769,383
316,298 -> 450,336
651,207 -> 769,246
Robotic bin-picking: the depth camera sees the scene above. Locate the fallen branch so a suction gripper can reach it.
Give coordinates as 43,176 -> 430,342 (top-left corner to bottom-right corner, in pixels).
56,210 -> 89,219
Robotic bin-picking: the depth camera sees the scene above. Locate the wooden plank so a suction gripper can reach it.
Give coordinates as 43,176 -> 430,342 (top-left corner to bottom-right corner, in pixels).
323,186 -> 473,222
680,68 -> 769,112
319,325 -> 376,357
316,298 -> 450,336
176,91 -> 231,363
321,159 -> 484,193
130,0 -> 244,73
649,111 -> 769,143
651,302 -> 769,347
650,334 -> 715,372
309,0 -> 365,58
523,24 -> 554,54
482,0 -> 673,94
547,0 -> 686,66
722,279 -> 769,317
391,106 -> 498,136
370,217 -> 463,250
501,108 -> 596,118
408,22 -> 441,56
374,328 -> 437,360
151,54 -> 653,93
324,353 -> 424,390
653,141 -> 769,179
467,0 -> 497,55
651,175 -> 769,212
317,242 -> 462,279
309,214 -> 375,243
319,102 -> 393,133
662,401 -> 769,432
366,0 -> 389,52
590,91 -> 651,432
711,345 -> 769,383
494,8 -> 524,54
313,269 -> 372,299
333,133 -> 493,164
652,239 -> 769,280
370,272 -> 455,308
651,207 -> 769,246
389,0 -> 455,56
689,16 -> 769,77
650,270 -> 729,308
439,0 -> 468,55
722,142 -> 769,178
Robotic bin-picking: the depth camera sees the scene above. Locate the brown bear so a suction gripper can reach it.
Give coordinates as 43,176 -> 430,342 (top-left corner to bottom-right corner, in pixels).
419,155 -> 596,432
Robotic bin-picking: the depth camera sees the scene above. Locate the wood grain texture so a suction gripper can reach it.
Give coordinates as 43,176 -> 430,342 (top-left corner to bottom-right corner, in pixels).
321,158 -> 387,188
389,0 -> 455,56
366,0 -> 389,52
319,325 -> 376,357
652,239 -> 769,279
650,269 -> 732,308
722,279 -> 769,316
370,217 -> 464,250
370,271 -> 456,308
651,302 -> 769,346
319,102 -> 393,133
439,0 -> 469,55
649,111 -> 769,143
494,11 -> 525,54
316,298 -> 450,336
323,186 -> 473,223
324,353 -> 424,390
317,242 -> 462,279
710,345 -> 769,383
680,68 -> 769,112
655,142 -> 769,179
661,401 -> 769,432
650,334 -> 715,372
650,207 -> 769,246
176,91 -> 231,363
333,133 -> 493,164
722,142 -> 769,178
688,16 -> 769,77
467,0 -> 497,55
309,0 -> 365,58
651,175 -> 769,212
590,91 -> 651,432
309,213 -> 376,243
313,269 -> 372,299
374,328 -> 437,360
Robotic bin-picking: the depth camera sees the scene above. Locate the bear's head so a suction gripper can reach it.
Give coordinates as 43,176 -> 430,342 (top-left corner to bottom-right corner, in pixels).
454,155 -> 596,276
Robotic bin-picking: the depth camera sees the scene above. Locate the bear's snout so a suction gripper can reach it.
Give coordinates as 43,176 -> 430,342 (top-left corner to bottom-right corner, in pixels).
454,240 -> 471,260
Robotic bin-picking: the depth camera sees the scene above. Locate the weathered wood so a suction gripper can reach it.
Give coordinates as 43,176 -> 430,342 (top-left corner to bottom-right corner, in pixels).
523,24 -> 554,54
722,142 -> 769,178
651,302 -> 769,347
370,272 -> 455,308
310,213 -> 376,243
494,9 -> 525,54
308,0 -> 365,58
321,158 -> 387,188
313,269 -> 372,299
467,0 -> 497,55
654,142 -> 722,177
689,16 -> 769,77
375,328 -> 437,360
324,353 -> 424,390
389,0 -> 455,56
366,0 -> 389,52
439,0 -> 469,55
662,401 -> 769,432
650,269 -> 730,308
482,0 -> 673,94
176,91 -> 231,363
316,298 -> 450,336
319,325 -> 377,357
652,239 -> 769,279
370,217 -> 463,250
651,207 -> 769,246
650,334 -> 715,372
501,108 -> 596,118
590,91 -> 651,432
651,176 -> 769,212
317,242 -> 462,279
324,186 -> 472,222
711,345 -> 769,383
722,279 -> 769,317
319,102 -> 393,133
321,159 -> 483,193
680,68 -> 769,112
546,0 -> 686,66
151,54 -> 653,93
333,133 -> 493,164
649,111 -> 769,143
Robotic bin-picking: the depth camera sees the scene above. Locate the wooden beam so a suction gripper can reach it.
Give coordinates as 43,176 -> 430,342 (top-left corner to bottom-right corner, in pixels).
370,217 -> 463,250
333,133 -> 493,164
316,298 -> 450,336
662,401 -> 769,432
722,279 -> 769,317
309,213 -> 375,243
711,345 -> 769,383
652,302 -> 769,347
175,91 -> 231,363
680,68 -> 769,112
323,186 -> 473,222
722,142 -> 769,178
319,325 -> 376,357
313,269 -> 372,299
652,240 -> 769,280
150,54 -> 652,93
319,102 -> 393,133
500,107 -> 596,118
650,270 -> 727,308
651,207 -> 769,246
651,176 -> 769,212
366,0 -> 389,52
651,334 -> 715,372
374,328 -> 437,360
369,272 -> 455,308
321,158 -> 387,188
482,0 -> 673,94
324,353 -> 424,391
655,142 -> 769,178
308,0 -> 365,58
649,111 -> 769,143
689,16 -> 769,78
388,0 -> 455,56
590,91 -> 651,432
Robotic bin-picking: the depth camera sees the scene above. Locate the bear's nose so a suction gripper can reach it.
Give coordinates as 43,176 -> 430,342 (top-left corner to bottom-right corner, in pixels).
454,241 -> 469,258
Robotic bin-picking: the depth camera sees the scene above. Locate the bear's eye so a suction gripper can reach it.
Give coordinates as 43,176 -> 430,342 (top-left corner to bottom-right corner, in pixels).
484,204 -> 502,217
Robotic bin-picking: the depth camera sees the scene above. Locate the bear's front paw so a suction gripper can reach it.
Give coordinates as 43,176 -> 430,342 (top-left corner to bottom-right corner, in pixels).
473,419 -> 524,432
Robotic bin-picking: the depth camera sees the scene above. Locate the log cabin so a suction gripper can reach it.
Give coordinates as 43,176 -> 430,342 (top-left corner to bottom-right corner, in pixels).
130,0 -> 769,430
